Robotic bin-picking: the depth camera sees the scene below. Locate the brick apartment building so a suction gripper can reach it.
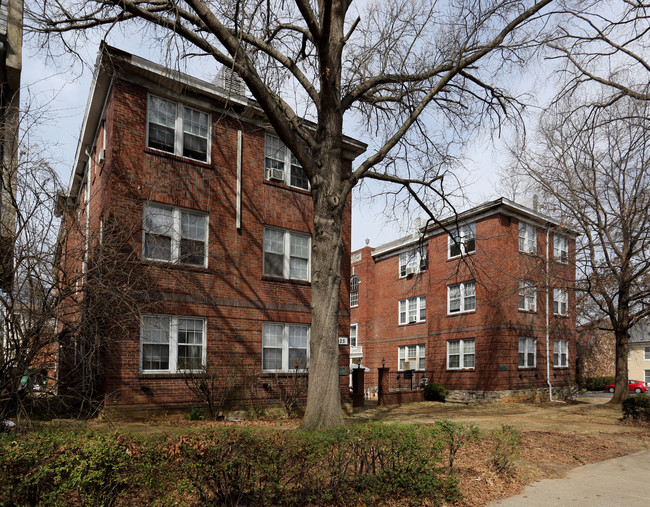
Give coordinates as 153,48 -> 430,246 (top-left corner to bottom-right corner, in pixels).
55,44 -> 365,411
350,198 -> 578,398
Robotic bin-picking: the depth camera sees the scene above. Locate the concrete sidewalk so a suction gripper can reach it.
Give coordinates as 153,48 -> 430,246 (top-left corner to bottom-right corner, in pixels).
491,450 -> 650,506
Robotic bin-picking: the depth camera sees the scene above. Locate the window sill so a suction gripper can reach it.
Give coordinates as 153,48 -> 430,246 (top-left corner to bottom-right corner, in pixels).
142,259 -> 210,273
518,366 -> 537,370
262,275 -> 311,286
446,368 -> 475,371
518,309 -> 537,314
553,366 -> 569,369
144,147 -> 212,168
553,313 -> 569,319
263,178 -> 311,196
447,310 -> 476,317
398,321 -> 426,326
518,250 -> 538,257
447,251 -> 476,262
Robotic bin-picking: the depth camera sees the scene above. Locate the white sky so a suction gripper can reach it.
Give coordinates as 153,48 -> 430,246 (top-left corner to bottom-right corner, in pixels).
22,36 -> 511,252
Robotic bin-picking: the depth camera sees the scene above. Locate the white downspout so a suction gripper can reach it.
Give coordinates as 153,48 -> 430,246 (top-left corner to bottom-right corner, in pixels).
546,227 -> 553,401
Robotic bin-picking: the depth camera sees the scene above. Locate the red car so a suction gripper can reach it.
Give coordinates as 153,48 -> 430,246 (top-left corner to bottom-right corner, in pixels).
605,380 -> 648,394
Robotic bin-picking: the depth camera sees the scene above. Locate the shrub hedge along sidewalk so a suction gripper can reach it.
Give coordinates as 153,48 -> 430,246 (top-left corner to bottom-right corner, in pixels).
0,424 -> 461,506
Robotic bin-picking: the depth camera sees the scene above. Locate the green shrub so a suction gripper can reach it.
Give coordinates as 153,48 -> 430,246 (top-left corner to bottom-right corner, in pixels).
0,424 -> 461,506
435,419 -> 481,472
622,396 -> 650,422
584,376 -> 616,391
489,425 -> 522,475
188,406 -> 204,420
424,382 -> 449,402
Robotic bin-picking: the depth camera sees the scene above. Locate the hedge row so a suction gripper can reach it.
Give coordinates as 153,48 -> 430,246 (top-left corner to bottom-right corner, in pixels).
0,424 -> 459,506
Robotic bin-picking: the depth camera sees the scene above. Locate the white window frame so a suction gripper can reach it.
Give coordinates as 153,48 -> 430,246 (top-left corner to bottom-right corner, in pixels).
519,337 -> 536,368
553,339 -> 569,368
262,322 -> 310,372
140,314 -> 207,373
645,346 -> 650,361
143,203 -> 208,268
645,369 -> 650,384
398,344 -> 425,371
518,280 -> 537,312
263,227 -> 311,281
399,296 -> 426,324
553,288 -> 568,316
350,323 -> 358,347
448,223 -> 476,258
447,281 -> 476,314
519,221 -> 537,254
447,338 -> 476,369
553,234 -> 568,263
147,94 -> 211,162
264,134 -> 310,190
398,249 -> 422,277
350,274 -> 359,307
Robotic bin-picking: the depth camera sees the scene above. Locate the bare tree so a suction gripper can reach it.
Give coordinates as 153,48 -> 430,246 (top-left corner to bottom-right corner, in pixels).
513,95 -> 650,403
548,1 -> 650,105
27,0 -> 555,428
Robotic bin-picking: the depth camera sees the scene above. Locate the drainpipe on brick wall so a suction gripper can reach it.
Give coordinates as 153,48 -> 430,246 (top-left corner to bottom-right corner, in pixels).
546,227 -> 553,401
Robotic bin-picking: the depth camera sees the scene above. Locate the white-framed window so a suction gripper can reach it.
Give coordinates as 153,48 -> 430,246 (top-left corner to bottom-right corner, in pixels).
518,280 -> 537,312
553,339 -> 569,367
263,227 -> 310,281
449,223 -> 476,258
264,134 -> 309,190
519,221 -> 537,254
553,234 -> 568,263
141,315 -> 206,373
553,288 -> 568,316
143,203 -> 208,267
518,337 -> 536,368
350,323 -> 358,347
147,95 -> 210,162
645,346 -> 650,361
399,296 -> 426,324
448,281 -> 476,314
398,344 -> 425,371
645,370 -> 650,384
350,275 -> 359,307
399,249 -> 424,277
262,322 -> 309,372
447,338 -> 475,369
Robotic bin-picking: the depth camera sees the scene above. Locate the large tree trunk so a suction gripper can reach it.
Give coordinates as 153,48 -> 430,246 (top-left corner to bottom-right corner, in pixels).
301,179 -> 345,430
610,328 -> 629,404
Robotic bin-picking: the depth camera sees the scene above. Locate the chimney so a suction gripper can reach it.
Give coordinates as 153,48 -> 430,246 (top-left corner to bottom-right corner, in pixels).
215,66 -> 247,97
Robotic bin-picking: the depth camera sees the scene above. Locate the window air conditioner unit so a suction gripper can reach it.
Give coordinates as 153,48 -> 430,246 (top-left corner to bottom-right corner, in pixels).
97,148 -> 105,165
405,265 -> 417,276
408,315 -> 417,323
403,361 -> 412,370
266,167 -> 284,182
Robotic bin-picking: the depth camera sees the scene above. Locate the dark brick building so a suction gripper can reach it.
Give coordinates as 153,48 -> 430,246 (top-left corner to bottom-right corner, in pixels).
350,199 -> 578,398
55,44 -> 365,411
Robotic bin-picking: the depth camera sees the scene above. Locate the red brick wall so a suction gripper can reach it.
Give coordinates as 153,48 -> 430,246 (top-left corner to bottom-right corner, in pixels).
351,212 -> 577,393
58,76 -> 353,410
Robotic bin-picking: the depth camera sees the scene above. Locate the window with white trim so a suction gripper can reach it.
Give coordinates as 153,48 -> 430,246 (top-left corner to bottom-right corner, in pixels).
645,346 -> 650,361
262,322 -> 309,372
518,221 -> 537,254
147,95 -> 210,162
553,339 -> 568,367
399,249 -> 424,277
645,370 -> 650,384
553,234 -> 568,263
518,337 -> 536,368
447,338 -> 475,369
399,296 -> 426,324
448,281 -> 476,314
141,315 -> 206,373
398,344 -> 425,371
264,134 -> 309,190
553,288 -> 568,316
350,275 -> 359,307
263,227 -> 310,281
518,280 -> 537,312
449,223 -> 476,258
143,204 -> 208,267
350,323 -> 358,347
